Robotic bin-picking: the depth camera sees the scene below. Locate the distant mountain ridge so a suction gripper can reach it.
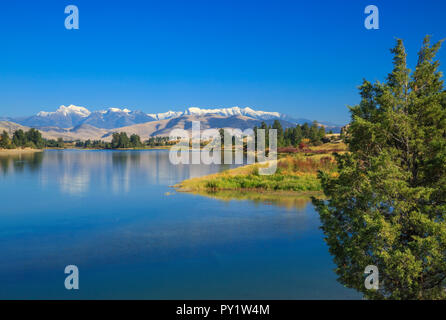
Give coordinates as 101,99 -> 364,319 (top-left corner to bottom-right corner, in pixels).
12,105 -> 304,129
101,114 -> 299,140
1,105 -> 343,140
1,115 -> 299,142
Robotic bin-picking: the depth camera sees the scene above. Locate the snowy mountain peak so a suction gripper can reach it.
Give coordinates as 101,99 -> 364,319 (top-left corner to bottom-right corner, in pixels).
33,105 -> 284,123
106,107 -> 132,114
147,110 -> 183,121
37,105 -> 91,118
178,106 -> 280,119
14,105 -> 344,132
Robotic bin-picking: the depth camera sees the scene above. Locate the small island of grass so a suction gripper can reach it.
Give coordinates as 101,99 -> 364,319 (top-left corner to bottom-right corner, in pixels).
175,142 -> 346,195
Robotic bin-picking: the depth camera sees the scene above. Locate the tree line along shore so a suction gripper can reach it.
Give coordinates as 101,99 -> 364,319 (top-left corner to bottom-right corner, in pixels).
1,121 -> 342,194
1,119 -> 338,151
0,128 -> 61,151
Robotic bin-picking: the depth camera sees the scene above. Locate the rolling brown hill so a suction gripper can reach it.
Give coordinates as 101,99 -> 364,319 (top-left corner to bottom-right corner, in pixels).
101,114 -> 268,140
1,115 -> 297,142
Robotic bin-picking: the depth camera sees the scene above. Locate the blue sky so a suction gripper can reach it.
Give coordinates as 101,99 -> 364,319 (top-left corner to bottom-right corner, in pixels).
0,0 -> 445,124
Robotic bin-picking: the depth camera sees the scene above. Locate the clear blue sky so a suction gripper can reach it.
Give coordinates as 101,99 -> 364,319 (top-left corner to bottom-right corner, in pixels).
0,0 -> 445,124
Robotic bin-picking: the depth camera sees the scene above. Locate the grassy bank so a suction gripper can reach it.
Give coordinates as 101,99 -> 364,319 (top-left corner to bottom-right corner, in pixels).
175,143 -> 345,193
0,148 -> 43,155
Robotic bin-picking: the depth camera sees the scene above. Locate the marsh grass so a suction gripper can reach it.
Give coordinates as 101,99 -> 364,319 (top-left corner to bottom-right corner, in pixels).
175,153 -> 339,193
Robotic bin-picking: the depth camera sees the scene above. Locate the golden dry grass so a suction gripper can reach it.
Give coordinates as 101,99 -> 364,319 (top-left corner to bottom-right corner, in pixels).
175,151 -> 339,193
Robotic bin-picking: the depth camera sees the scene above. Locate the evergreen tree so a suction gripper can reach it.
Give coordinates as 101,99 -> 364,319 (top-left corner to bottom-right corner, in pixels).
111,133 -> 121,148
25,128 -> 44,149
292,125 -> 303,146
318,126 -> 326,140
272,120 -> 284,147
12,129 -> 26,147
301,123 -> 310,138
253,126 -> 258,150
111,132 -> 139,148
56,138 -> 65,148
119,132 -> 130,148
0,131 -> 11,148
130,134 -> 142,148
259,122 -> 269,149
313,37 -> 446,299
309,121 -> 321,144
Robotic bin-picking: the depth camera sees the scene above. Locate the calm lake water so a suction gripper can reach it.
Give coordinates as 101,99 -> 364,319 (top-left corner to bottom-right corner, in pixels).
0,150 -> 359,299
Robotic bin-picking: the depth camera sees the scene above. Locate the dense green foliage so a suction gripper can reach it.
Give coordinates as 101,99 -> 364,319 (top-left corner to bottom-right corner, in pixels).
74,133 -> 170,149
75,139 -> 111,149
205,171 -> 321,192
253,120 -> 326,148
0,128 -> 57,149
177,154 -> 338,193
45,137 -> 65,148
146,136 -> 170,147
111,132 -> 143,148
313,37 -> 446,299
75,132 -> 145,149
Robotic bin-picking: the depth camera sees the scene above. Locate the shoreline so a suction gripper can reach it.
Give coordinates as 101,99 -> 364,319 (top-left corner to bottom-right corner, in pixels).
174,188 -> 324,209
176,187 -> 324,197
174,160 -> 329,195
0,148 -> 43,155
64,146 -> 171,151
173,144 -> 345,196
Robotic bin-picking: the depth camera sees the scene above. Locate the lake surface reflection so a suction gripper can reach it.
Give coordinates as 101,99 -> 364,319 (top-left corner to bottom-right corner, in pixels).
0,150 -> 359,299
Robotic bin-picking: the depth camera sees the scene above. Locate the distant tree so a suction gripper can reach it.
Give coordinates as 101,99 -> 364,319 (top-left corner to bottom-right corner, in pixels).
283,127 -> 292,147
130,134 -> 142,148
272,120 -> 284,146
110,132 -> 138,148
292,126 -> 303,147
259,121 -> 269,148
146,136 -> 169,147
301,123 -> 310,138
218,128 -> 225,143
111,133 -> 121,148
56,138 -> 65,148
309,121 -> 321,144
0,131 -> 11,148
25,128 -> 44,149
318,126 -> 326,140
313,37 -> 446,299
119,132 -> 130,148
12,129 -> 26,147
253,120 -> 328,148
253,126 -> 258,150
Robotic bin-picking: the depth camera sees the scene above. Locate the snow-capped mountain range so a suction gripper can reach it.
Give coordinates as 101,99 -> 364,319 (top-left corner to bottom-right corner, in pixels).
0,105 -> 343,140
8,105 -> 311,129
